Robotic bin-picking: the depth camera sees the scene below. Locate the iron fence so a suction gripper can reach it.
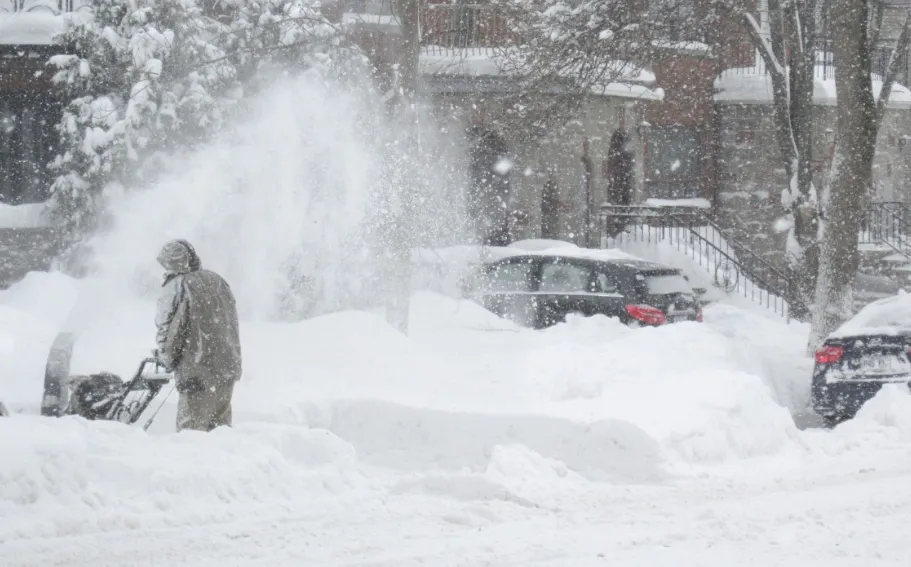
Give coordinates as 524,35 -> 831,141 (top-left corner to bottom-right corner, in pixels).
420,3 -> 510,56
719,38 -> 908,84
0,0 -> 90,13
600,205 -> 793,318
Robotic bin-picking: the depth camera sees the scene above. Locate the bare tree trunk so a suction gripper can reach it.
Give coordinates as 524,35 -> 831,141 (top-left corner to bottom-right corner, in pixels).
383,0 -> 422,334
740,5 -> 816,320
809,0 -> 877,349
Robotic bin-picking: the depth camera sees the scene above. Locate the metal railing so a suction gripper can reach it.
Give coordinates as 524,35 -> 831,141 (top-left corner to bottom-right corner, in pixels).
860,201 -> 911,257
0,0 -> 91,13
600,204 -> 793,318
420,3 -> 511,56
720,38 -> 907,84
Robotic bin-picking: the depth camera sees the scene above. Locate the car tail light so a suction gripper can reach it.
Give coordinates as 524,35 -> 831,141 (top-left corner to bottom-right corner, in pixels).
696,306 -> 703,323
814,345 -> 844,364
626,304 -> 667,325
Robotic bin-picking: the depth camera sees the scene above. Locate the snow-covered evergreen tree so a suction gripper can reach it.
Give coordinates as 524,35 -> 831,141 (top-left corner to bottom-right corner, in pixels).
46,0 -> 345,235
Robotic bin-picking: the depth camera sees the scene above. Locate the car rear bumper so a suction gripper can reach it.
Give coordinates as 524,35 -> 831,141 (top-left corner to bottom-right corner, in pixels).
811,377 -> 911,417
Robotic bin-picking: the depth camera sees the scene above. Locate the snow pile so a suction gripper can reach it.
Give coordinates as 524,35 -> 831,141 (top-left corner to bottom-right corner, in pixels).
527,312 -> 803,466
0,12 -> 90,46
0,272 -> 80,412
827,291 -> 911,339
0,415 -> 361,544
0,203 -> 51,228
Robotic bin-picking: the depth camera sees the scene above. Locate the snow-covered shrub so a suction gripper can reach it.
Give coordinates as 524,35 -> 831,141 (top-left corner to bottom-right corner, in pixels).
45,0 -> 347,236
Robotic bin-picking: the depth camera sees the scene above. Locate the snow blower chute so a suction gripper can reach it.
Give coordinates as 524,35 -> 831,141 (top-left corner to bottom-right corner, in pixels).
41,332 -> 174,429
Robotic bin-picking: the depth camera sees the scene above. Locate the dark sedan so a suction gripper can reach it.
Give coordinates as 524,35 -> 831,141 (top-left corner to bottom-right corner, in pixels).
811,293 -> 911,425
464,253 -> 702,329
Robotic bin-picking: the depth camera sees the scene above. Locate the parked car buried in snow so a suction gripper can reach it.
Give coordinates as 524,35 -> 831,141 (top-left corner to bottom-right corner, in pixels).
465,252 -> 702,329
811,292 -> 911,425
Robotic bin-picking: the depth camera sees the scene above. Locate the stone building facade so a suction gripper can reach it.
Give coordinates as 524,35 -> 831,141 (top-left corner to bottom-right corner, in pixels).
3,0 -> 911,267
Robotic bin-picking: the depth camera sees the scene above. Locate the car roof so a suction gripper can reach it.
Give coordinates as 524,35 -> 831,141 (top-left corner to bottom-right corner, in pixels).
829,291 -> 911,339
487,253 -> 679,274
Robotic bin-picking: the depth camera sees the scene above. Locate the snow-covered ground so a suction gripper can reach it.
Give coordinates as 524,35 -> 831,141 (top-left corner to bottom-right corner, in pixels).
5,268 -> 911,565
4,71 -> 911,565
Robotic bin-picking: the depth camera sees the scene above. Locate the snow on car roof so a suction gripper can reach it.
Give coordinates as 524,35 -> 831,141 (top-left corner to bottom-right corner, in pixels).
829,290 -> 911,339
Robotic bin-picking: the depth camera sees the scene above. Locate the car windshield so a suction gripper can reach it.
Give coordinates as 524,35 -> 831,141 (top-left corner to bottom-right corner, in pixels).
644,272 -> 692,295
484,261 -> 533,292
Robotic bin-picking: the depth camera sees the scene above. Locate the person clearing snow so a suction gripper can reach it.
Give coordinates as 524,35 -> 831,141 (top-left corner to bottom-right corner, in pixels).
154,239 -> 243,432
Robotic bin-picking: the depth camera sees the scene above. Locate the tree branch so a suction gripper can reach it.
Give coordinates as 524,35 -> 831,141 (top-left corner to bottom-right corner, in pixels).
875,8 -> 911,129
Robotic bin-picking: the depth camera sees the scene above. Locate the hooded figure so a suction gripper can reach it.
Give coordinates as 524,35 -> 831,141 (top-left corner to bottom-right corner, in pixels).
154,239 -> 242,432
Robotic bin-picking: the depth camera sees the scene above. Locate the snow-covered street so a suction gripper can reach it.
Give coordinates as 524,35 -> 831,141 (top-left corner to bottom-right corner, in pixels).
4,270 -> 911,565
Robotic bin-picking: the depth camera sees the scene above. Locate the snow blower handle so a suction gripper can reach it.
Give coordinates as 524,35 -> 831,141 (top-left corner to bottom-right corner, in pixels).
149,349 -> 171,373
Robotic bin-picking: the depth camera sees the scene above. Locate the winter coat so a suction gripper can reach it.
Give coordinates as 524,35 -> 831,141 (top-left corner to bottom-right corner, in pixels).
154,239 -> 242,393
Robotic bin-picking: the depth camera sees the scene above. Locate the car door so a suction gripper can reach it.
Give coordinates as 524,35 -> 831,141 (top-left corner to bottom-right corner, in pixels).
587,266 -> 631,320
536,258 -> 598,327
475,256 -> 541,327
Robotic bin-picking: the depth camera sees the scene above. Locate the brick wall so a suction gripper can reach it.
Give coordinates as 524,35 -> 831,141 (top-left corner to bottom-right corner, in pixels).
645,52 -> 718,201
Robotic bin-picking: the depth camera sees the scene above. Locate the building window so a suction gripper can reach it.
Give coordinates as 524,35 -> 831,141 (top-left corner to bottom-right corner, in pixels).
649,0 -> 702,43
646,125 -> 702,199
0,93 -> 60,205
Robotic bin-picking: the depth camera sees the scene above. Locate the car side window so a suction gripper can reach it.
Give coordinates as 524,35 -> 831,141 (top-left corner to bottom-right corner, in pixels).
593,272 -> 619,294
539,262 -> 591,293
487,260 -> 534,292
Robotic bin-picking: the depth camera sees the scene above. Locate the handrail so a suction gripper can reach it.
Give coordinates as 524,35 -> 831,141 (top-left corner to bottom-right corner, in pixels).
666,211 -> 793,300
600,204 -> 793,318
860,201 -> 911,258
600,204 -> 792,291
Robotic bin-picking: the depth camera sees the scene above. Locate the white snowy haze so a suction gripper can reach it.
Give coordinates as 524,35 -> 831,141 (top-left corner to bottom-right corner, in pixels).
80,67 -> 469,320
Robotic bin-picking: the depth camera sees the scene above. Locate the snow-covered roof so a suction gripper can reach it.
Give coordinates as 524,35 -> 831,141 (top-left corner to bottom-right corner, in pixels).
0,202 -> 50,228
715,64 -> 911,108
651,40 -> 713,56
829,291 -> 911,339
645,198 -> 711,209
0,10 -> 91,46
420,48 -> 664,102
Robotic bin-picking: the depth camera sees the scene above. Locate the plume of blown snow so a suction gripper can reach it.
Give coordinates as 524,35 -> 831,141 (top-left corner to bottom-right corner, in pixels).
81,67 -> 468,320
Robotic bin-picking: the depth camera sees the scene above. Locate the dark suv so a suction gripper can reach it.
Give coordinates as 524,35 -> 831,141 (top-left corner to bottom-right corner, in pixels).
464,253 -> 702,329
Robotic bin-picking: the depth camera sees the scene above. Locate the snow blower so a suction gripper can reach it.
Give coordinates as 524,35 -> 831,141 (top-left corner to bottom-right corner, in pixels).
41,331 -> 174,429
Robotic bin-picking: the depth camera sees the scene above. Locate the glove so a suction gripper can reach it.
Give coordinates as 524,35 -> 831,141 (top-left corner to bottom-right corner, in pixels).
176,376 -> 206,395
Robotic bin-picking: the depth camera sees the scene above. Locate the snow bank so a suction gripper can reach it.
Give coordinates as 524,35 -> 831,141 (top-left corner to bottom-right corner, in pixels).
0,265 -> 810,472
0,272 -> 80,412
828,291 -> 911,339
525,313 -> 803,466
0,415 -> 361,544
